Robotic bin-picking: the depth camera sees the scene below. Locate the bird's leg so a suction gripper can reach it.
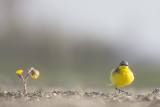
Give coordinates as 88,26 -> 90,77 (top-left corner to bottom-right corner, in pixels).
121,87 -> 125,92
120,87 -> 129,94
115,86 -> 121,93
115,86 -> 126,93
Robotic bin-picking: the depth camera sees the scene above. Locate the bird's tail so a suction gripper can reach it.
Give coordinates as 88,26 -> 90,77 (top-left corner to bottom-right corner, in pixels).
106,82 -> 113,86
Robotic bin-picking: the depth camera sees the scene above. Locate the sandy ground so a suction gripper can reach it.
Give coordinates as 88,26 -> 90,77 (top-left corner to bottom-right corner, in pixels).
0,89 -> 160,107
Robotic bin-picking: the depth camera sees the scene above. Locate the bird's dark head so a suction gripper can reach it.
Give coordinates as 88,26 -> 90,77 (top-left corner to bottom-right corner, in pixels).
119,61 -> 129,66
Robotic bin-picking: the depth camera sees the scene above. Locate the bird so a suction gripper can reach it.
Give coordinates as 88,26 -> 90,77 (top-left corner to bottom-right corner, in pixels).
108,61 -> 134,92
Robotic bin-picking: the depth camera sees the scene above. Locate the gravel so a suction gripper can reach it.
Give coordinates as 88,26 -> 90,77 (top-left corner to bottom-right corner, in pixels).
0,89 -> 160,107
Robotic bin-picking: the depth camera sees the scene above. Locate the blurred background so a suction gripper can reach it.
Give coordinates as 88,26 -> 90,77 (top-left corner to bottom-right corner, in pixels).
0,0 -> 160,91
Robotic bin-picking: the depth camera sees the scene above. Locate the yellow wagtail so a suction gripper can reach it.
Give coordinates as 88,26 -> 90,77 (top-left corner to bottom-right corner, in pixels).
108,61 -> 134,92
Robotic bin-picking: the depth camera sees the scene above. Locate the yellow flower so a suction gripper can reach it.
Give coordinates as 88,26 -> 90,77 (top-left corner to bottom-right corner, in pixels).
16,70 -> 23,75
30,69 -> 40,79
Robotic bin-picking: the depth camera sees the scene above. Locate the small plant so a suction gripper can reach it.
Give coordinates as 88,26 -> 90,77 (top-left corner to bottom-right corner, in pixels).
16,67 -> 40,97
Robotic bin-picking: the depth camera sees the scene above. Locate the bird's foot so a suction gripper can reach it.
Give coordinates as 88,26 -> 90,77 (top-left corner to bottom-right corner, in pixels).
115,87 -> 129,95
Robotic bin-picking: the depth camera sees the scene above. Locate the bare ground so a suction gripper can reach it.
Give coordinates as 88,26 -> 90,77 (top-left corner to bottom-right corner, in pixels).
0,89 -> 160,107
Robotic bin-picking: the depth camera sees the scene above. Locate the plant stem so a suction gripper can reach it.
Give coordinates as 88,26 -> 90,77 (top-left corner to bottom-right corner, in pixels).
23,67 -> 34,97
23,81 -> 27,97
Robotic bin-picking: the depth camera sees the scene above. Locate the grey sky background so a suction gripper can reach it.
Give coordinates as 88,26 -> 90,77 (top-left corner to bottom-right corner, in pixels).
0,0 -> 160,63
0,0 -> 160,64
0,0 -> 160,88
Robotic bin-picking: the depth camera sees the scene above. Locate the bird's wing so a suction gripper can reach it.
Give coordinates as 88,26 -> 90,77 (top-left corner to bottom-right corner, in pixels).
107,67 -> 119,87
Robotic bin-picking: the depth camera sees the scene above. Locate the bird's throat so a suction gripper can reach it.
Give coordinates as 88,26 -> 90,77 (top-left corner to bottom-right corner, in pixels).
119,66 -> 128,69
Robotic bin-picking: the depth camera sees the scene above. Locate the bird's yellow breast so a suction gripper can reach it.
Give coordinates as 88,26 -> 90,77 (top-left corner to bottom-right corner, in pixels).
110,66 -> 134,87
